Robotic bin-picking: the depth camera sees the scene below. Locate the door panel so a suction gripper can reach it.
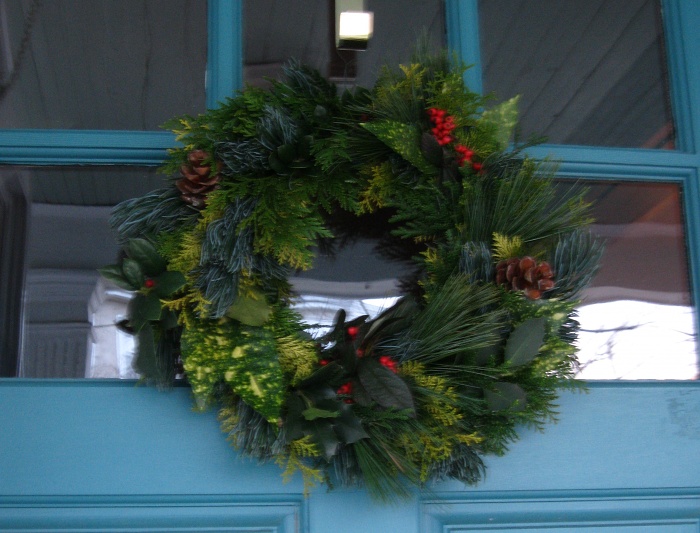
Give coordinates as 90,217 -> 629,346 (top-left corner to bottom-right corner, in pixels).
1,381 -> 698,531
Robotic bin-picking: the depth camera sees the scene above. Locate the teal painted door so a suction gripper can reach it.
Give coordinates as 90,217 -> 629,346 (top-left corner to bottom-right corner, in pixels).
2,1 -> 700,531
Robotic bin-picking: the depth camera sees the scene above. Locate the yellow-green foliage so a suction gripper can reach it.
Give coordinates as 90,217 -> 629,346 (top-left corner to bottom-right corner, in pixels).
399,361 -> 483,481
359,162 -> 394,213
277,436 -> 324,496
276,334 -> 319,385
492,232 -> 524,260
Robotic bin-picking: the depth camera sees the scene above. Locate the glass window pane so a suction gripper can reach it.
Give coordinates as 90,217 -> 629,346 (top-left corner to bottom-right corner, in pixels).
243,0 -> 445,89
560,180 -> 698,379
479,0 -> 676,149
0,166 -> 163,378
0,1 -> 207,130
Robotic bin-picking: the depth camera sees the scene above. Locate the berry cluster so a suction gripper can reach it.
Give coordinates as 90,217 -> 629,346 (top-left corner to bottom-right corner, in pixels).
427,107 -> 456,146
427,107 -> 482,172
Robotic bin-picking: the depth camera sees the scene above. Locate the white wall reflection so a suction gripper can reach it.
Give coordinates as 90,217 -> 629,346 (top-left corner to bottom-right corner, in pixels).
575,299 -> 698,380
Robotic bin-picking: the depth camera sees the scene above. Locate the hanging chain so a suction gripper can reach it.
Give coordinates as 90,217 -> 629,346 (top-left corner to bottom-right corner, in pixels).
0,0 -> 42,101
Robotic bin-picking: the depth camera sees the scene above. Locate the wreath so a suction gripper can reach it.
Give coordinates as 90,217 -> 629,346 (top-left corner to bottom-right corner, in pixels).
100,50 -> 602,501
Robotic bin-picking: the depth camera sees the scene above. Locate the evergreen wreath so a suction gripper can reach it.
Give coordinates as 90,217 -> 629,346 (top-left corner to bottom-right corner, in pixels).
100,49 -> 603,501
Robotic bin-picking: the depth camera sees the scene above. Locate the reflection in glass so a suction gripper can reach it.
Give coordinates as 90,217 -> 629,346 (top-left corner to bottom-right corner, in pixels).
478,0 -> 676,149
565,180 -> 698,379
243,0 -> 445,89
0,166 -> 163,377
4,168 -> 697,380
0,1 -> 207,129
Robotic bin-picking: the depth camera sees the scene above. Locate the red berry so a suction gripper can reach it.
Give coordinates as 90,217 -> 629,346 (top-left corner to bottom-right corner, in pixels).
144,278 -> 156,289
472,162 -> 483,172
319,359 -> 329,366
347,326 -> 359,339
355,348 -> 365,358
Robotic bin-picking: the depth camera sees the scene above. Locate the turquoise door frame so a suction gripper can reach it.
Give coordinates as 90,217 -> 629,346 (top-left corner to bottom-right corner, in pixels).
1,1 -> 700,531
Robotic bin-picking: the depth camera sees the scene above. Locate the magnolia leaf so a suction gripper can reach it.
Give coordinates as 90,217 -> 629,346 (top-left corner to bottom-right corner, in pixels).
485,382 -> 527,412
357,358 -> 415,413
333,403 -> 369,444
98,264 -> 136,290
302,407 -> 339,421
504,317 -> 545,367
122,258 -> 145,288
153,270 -> 187,298
480,95 -> 520,149
125,238 -> 167,275
226,291 -> 272,326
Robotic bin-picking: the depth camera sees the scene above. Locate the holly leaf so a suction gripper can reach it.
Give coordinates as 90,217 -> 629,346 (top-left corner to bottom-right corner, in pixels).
307,420 -> 340,459
357,358 -> 415,413
125,238 -> 167,275
129,293 -> 162,332
98,264 -> 136,290
485,382 -> 527,412
152,271 -> 187,298
504,317 -> 545,367
333,403 -> 369,444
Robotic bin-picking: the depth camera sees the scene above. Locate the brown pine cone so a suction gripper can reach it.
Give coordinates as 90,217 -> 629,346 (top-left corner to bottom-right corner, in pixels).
495,256 -> 555,299
175,149 -> 222,208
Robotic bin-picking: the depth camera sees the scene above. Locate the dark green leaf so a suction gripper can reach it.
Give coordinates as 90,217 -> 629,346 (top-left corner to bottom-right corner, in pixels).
504,317 -> 545,367
302,407 -> 339,421
159,308 -> 179,330
153,270 -> 187,298
133,322 -> 157,377
298,362 -> 345,389
129,293 -> 162,332
333,403 -> 369,444
357,358 -> 415,413
485,382 -> 527,412
307,420 -> 340,459
420,131 -> 444,166
122,258 -> 145,288
98,264 -> 136,290
284,394 -> 305,441
125,238 -> 167,275
276,143 -> 296,164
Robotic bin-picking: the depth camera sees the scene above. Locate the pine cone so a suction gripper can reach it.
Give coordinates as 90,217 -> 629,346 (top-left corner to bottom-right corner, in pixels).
495,256 -> 555,299
175,149 -> 222,208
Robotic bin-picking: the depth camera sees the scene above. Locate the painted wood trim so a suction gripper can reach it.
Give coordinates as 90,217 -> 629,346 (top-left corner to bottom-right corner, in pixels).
445,0 -> 483,95
662,0 -> 700,154
0,494 -> 306,532
0,130 -> 173,165
422,490 -> 700,532
206,0 -> 244,107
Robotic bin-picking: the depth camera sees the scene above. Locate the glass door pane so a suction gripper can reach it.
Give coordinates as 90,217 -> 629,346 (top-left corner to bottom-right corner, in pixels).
478,0 -> 676,149
0,0 -> 207,130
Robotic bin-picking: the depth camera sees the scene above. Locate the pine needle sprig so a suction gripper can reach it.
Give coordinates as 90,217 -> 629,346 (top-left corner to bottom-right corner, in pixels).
110,186 -> 197,243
